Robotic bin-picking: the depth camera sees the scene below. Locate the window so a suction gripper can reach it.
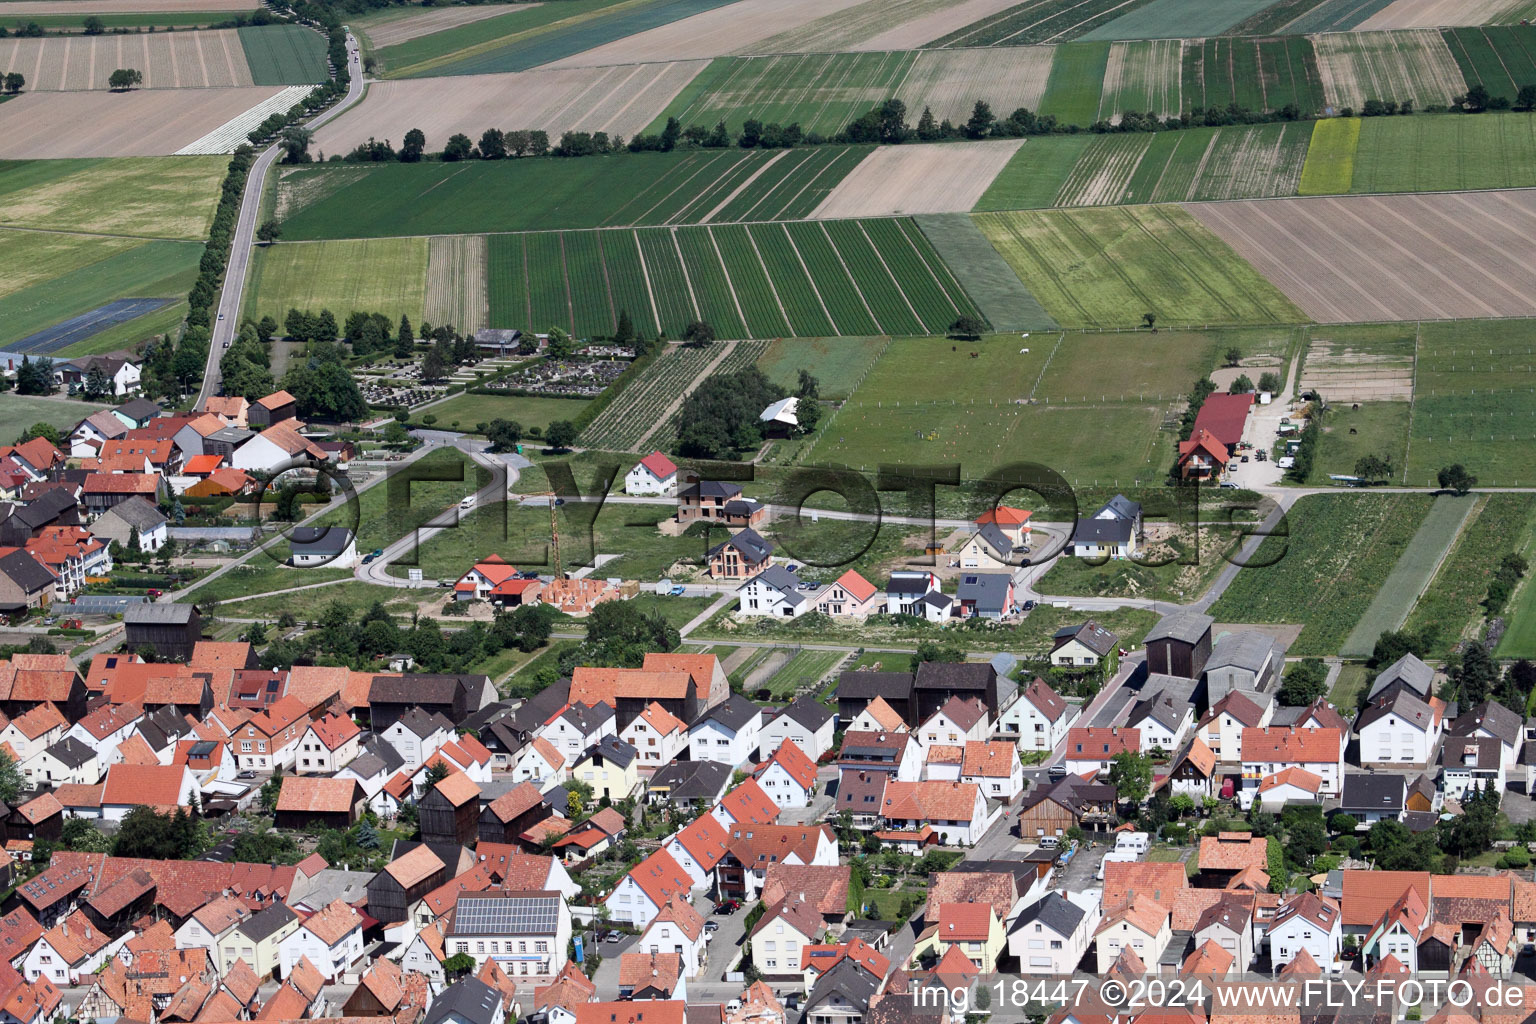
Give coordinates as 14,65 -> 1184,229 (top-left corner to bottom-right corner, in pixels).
476,942 -> 485,953
1050,940 -> 1062,949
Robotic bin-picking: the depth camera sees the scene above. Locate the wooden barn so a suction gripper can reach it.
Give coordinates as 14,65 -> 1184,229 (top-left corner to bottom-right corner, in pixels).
274,776 -> 363,831
419,773 -> 481,847
366,843 -> 448,924
123,604 -> 203,662
1144,611 -> 1213,680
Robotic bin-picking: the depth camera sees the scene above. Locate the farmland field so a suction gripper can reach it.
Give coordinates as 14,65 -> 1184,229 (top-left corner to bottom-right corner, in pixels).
53,298 -> 188,357
1182,36 -> 1326,115
1038,41 -> 1110,125
0,29 -> 254,90
0,156 -> 226,240
1404,494 -> 1536,656
237,24 -> 327,85
425,235 -> 489,335
1349,112 -> 1536,193
541,0 -> 868,65
1208,492 -> 1435,656
0,236 -> 200,348
485,219 -> 981,340
1298,115 -> 1358,193
1361,0 -> 1536,29
973,134 -> 1092,209
14,297 -> 174,355
734,0 -> 1022,54
1312,30 -> 1467,110
381,0 -> 739,78
311,61 -> 708,157
974,205 -> 1306,329
756,337 -> 889,400
354,4 -> 534,51
1339,493 -> 1476,657
0,11 -> 253,29
1078,0 -> 1286,39
914,212 -> 1056,331
1099,38 -> 1182,120
811,140 -> 1023,218
1309,403 -> 1411,480
580,342 -> 722,450
649,48 -> 1055,139
1224,0 -> 1395,34
1442,26 -> 1536,104
928,0 -> 1158,47
1036,329 -> 1229,399
1407,319 -> 1536,486
0,394 -> 110,448
1187,191 -> 1536,323
276,149 -> 870,239
1120,122 -> 1312,202
245,237 -> 429,327
0,86 -> 288,158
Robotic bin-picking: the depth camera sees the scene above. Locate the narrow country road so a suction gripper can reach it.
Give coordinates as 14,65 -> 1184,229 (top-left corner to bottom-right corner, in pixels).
201,33 -> 365,405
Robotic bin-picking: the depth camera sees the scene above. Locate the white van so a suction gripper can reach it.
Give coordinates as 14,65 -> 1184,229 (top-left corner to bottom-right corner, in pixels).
460,494 -> 476,510
1097,849 -> 1140,880
1115,831 -> 1150,855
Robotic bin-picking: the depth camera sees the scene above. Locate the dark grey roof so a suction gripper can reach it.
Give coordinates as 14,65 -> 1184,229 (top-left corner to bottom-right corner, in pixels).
1052,620 -> 1118,657
460,702 -> 512,734
708,526 -> 772,563
371,674 -> 478,707
1072,517 -> 1132,545
805,954 -> 880,1013
1448,700 -> 1523,747
585,735 -> 636,769
1207,631 -> 1278,673
507,681 -> 570,735
694,693 -> 761,733
837,672 -> 912,700
885,572 -> 933,595
955,572 -> 1010,614
1010,891 -> 1085,937
344,751 -> 388,780
102,496 -> 167,530
1403,810 -> 1440,833
773,695 -> 833,732
1098,494 -> 1142,521
1369,653 -> 1434,700
114,398 -> 161,420
425,977 -> 503,1024
973,522 -> 1013,558
208,426 -> 253,445
681,480 -> 743,500
1144,610 -> 1213,645
391,707 -> 455,739
560,701 -> 614,733
648,760 -> 731,802
722,499 -> 762,517
1127,695 -> 1187,733
1440,735 -> 1503,770
913,661 -> 996,692
289,526 -> 354,555
920,591 -> 951,610
45,736 -> 95,769
1355,688 -> 1435,733
238,901 -> 299,942
124,603 -> 197,625
1339,774 -> 1405,813
0,549 -> 54,594
748,564 -> 804,603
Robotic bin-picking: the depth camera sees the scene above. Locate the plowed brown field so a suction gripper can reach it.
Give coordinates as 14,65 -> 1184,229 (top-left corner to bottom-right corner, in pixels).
0,29 -> 252,90
0,86 -> 282,156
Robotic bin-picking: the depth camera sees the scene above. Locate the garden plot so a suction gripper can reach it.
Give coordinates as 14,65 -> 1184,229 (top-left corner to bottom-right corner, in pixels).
1312,29 -> 1467,110
361,4 -> 539,50
426,235 -> 489,335
811,139 -> 1023,218
0,29 -> 253,90
1100,38 -> 1181,120
312,61 -> 706,156
1299,331 -> 1415,401
1355,0 -> 1528,28
0,86 -> 286,158
1186,190 -> 1536,322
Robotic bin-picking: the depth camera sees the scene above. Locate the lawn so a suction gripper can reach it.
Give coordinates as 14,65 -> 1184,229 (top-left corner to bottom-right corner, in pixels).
1035,329 -> 1219,401
1208,492 -> 1435,656
186,562 -> 355,605
0,156 -> 227,240
238,24 -> 328,85
1298,117 -> 1359,195
1038,41 -> 1109,126
1497,554 -> 1536,659
1307,403 -> 1410,483
246,238 -> 428,326
0,393 -> 107,445
973,205 -> 1306,329
1339,493 -> 1477,657
208,581 -> 418,620
0,238 -> 201,349
756,337 -> 890,402
1351,112 -> 1536,194
417,392 -> 592,433
1327,663 -> 1367,711
1405,494 -> 1536,656
315,447 -> 494,556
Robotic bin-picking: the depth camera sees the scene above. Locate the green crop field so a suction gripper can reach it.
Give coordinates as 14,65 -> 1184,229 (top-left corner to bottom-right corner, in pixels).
1499,581 -> 1536,658
1350,112 -> 1536,193
1407,319 -> 1536,486
1036,329 -> 1226,399
382,0 -> 735,78
1340,494 -> 1477,656
1443,26 -> 1536,105
0,393 -> 109,446
276,149 -> 866,239
1404,494 -> 1536,656
929,0 -> 1158,47
419,392 -> 592,433
973,135 -> 1092,210
0,157 -> 226,241
1126,121 -> 1312,201
246,238 -> 429,326
1182,36 -> 1325,114
914,213 -> 1056,331
238,25 -> 328,85
649,52 -> 919,138
974,206 -> 1305,329
1039,41 -> 1110,125
1224,0 -> 1394,34
757,337 -> 889,401
1309,402 -> 1410,482
485,219 -> 982,341
1313,30 -> 1470,111
0,237 -> 200,348
1100,39 -> 1183,120
1209,492 -> 1435,655
58,300 -> 188,358
1298,116 -> 1358,193
1079,0 -> 1286,40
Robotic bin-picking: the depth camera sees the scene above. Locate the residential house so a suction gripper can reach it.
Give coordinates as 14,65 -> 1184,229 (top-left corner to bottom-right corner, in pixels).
708,528 -> 773,580
1240,727 -> 1344,797
919,697 -> 991,747
89,496 -> 169,554
1269,892 -> 1342,972
25,737 -> 98,790
22,910 -> 113,984
1441,736 -> 1506,802
174,896 -> 251,960
0,704 -> 68,763
647,759 -> 731,808
877,781 -> 990,846
621,702 -> 689,775
289,527 -> 357,568
424,977 -> 505,1024
101,764 -> 198,820
959,741 -> 1024,802
1009,892 -> 1097,973
957,506 -> 1031,571
718,824 -> 838,903
953,572 -> 1014,620
1192,896 -> 1255,971
690,693 -> 763,766
278,898 -> 364,982
570,736 -> 638,801
1254,767 -> 1323,811
69,411 -> 128,459
382,708 -> 454,771
230,695 -> 314,772
847,696 -> 906,736
798,957 -> 879,1024
551,807 -> 628,864
1070,495 -> 1143,559
1447,700 -> 1524,776
1196,691 -> 1272,765
1128,693 -> 1193,755
511,738 -> 567,788
605,849 -> 694,928
1165,739 -> 1218,800
737,564 -> 812,618
1095,900 -> 1171,973
454,555 -> 524,604
1176,394 -> 1251,480
1356,687 -> 1444,768
753,739 -> 818,809
814,570 -> 879,619
758,695 -> 835,762
664,810 -> 731,889
616,952 -> 685,1000
295,713 -> 363,774
749,898 -> 822,979
1339,774 -> 1406,826
541,702 -> 617,768
883,571 -> 942,616
676,481 -> 765,528
838,731 -> 921,781
216,902 -> 299,977
637,898 -> 707,979
445,891 -> 570,984
1360,887 -> 1428,971
1064,727 -> 1140,777
0,550 -> 55,613
625,452 -> 678,497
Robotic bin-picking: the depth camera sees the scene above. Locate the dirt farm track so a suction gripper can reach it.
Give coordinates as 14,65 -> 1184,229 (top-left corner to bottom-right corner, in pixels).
0,30 -> 253,90
1186,189 -> 1536,323
0,86 -> 285,157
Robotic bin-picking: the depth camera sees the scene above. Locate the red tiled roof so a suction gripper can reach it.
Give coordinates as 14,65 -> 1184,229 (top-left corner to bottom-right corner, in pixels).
618,952 -> 681,993
103,765 -> 187,809
302,899 -> 362,946
276,777 -> 358,814
1198,833 -> 1269,872
831,569 -> 877,603
638,452 -> 678,479
1191,392 -> 1253,447
1240,726 -> 1340,764
716,778 -> 778,825
673,811 -> 730,871
624,849 -> 692,910
880,780 -> 980,823
961,740 -> 1017,779
1341,870 -> 1430,928
1067,727 -> 1140,760
1103,861 -> 1187,914
756,738 -> 817,790
935,902 -> 994,942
